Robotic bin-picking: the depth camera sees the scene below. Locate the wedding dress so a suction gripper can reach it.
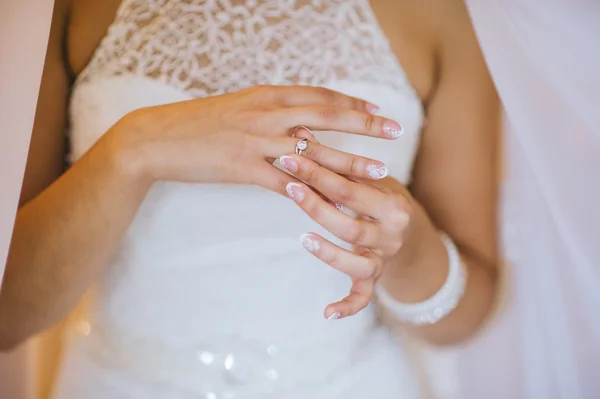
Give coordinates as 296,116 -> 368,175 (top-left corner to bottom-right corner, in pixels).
51,1 -> 429,398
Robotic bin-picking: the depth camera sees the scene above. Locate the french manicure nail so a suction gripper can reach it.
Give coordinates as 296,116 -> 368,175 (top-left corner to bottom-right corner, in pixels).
286,182 -> 305,202
327,312 -> 341,321
327,200 -> 343,210
300,233 -> 320,253
383,120 -> 403,139
279,155 -> 298,173
366,163 -> 388,179
366,103 -> 380,114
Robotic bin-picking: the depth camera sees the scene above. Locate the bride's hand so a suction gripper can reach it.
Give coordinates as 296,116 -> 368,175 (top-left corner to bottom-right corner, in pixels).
279,153 -> 421,319
108,85 -> 403,195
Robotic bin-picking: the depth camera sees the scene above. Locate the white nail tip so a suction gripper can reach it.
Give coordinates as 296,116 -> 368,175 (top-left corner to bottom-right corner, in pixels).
279,155 -> 292,163
300,233 -> 320,253
383,124 -> 404,138
367,164 -> 388,179
286,182 -> 303,201
327,312 -> 341,321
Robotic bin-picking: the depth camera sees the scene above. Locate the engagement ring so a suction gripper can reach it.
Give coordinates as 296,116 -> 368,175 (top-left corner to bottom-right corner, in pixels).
295,138 -> 308,156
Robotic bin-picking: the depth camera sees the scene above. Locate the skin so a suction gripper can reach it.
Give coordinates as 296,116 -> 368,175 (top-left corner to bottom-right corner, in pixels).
0,0 -> 499,350
294,0 -> 501,345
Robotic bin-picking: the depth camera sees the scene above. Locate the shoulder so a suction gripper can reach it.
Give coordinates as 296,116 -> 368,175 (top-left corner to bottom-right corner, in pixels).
372,0 -> 480,103
377,0 -> 473,42
401,0 -> 490,96
414,0 -> 473,36
422,0 -> 483,69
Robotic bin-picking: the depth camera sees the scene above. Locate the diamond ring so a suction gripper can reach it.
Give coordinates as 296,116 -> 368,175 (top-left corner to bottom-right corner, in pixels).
295,138 -> 308,156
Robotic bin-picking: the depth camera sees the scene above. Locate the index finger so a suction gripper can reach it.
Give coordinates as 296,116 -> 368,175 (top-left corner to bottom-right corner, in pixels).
270,85 -> 380,114
288,154 -> 388,218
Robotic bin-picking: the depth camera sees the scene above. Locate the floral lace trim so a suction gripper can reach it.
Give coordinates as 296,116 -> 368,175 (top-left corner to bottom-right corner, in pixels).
78,0 -> 411,97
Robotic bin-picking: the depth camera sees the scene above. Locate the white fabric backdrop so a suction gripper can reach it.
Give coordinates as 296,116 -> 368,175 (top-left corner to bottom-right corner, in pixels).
460,1 -> 600,398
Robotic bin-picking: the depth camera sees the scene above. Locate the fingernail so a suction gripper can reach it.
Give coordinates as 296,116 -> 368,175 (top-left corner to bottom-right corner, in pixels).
366,163 -> 388,179
327,200 -> 343,210
279,155 -> 298,173
383,120 -> 403,138
286,182 -> 305,202
327,312 -> 341,321
366,103 -> 380,114
300,233 -> 320,253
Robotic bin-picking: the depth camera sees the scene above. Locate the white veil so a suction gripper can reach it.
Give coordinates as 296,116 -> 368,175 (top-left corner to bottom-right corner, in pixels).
459,1 -> 600,398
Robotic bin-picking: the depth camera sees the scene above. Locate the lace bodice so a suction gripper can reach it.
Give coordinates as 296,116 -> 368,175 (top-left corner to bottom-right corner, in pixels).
79,0 -> 410,97
55,1 -> 431,399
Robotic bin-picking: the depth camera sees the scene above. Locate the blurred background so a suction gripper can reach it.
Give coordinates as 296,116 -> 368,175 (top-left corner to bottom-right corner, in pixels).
1,0 -> 57,396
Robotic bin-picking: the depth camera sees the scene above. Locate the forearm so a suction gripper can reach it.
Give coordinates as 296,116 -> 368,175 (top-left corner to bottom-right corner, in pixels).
0,131 -> 151,349
378,202 -> 499,346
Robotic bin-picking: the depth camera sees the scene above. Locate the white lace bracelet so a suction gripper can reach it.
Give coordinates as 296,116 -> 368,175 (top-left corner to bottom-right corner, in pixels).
375,233 -> 468,325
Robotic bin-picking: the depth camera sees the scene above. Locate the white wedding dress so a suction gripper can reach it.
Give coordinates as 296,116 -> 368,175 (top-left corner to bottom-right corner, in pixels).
52,1 -> 428,398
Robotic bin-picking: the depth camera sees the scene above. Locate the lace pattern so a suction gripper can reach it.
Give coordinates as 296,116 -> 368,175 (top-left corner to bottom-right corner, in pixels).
78,0 -> 411,97
55,2 -> 428,397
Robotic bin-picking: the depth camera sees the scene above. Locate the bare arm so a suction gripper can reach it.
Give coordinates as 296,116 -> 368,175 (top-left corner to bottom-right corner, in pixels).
0,7 -> 403,347
379,0 -> 500,345
0,0 -> 154,349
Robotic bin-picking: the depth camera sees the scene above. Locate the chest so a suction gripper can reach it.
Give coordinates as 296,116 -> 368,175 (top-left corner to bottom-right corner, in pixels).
66,0 -> 425,184
68,0 -> 435,99
65,1 -> 426,266
73,1 -> 409,96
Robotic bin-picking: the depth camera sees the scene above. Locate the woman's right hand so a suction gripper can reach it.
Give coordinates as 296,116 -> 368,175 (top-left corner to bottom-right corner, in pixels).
108,85 -> 403,195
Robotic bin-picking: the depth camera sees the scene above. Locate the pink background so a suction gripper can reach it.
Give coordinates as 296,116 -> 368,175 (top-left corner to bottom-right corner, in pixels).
0,0 -> 54,398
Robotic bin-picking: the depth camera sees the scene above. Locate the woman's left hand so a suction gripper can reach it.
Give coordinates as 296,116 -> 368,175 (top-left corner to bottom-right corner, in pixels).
279,152 -> 423,320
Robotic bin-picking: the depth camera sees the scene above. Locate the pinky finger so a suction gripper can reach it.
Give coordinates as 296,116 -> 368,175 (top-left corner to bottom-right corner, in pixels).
324,279 -> 375,320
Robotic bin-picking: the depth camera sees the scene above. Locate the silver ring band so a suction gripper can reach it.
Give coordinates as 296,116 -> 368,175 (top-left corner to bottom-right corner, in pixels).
295,138 -> 308,156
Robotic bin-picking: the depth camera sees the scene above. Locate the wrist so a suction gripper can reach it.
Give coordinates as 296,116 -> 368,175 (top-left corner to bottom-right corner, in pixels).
379,206 -> 449,304
100,115 -> 157,190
